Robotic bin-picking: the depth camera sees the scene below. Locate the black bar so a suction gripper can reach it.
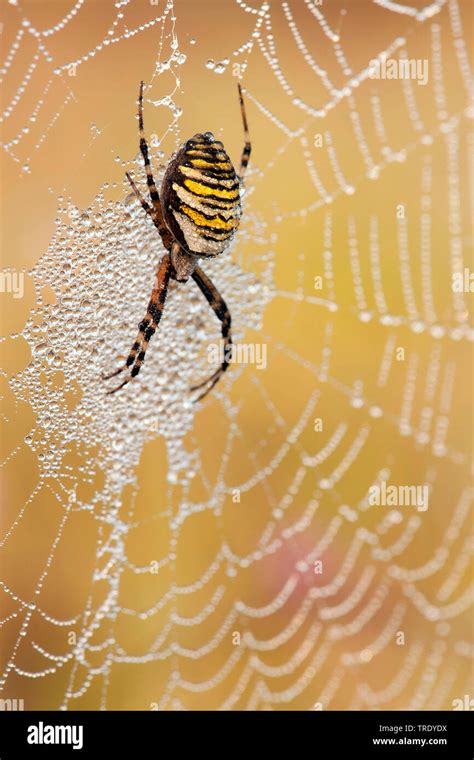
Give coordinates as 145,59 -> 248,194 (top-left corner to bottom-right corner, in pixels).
0,710 -> 472,757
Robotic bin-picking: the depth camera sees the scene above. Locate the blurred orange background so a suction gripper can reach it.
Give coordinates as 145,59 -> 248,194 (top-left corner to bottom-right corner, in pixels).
0,0 -> 473,710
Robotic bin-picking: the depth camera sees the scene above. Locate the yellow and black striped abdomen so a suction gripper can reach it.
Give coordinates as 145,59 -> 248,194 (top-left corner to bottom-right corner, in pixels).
160,132 -> 242,257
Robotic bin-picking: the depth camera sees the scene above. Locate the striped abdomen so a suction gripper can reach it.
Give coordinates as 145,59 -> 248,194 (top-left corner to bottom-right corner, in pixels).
160,131 -> 242,258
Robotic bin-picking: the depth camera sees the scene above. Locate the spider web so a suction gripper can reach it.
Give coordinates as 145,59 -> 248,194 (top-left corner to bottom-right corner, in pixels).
0,0 -> 473,710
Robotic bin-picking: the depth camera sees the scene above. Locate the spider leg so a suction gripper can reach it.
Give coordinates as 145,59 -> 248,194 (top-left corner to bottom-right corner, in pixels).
134,81 -> 173,250
104,253 -> 172,393
190,266 -> 232,402
237,83 -> 251,179
125,172 -> 171,241
126,172 -> 154,220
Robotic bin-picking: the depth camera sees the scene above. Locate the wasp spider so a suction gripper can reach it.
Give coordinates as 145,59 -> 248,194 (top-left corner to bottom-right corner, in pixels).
104,81 -> 251,401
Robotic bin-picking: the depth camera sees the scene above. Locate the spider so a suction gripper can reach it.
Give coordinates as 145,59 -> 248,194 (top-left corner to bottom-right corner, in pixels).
103,80 -> 251,401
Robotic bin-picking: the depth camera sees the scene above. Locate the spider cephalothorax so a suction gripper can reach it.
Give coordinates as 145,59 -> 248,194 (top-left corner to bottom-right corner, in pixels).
104,81 -> 251,400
